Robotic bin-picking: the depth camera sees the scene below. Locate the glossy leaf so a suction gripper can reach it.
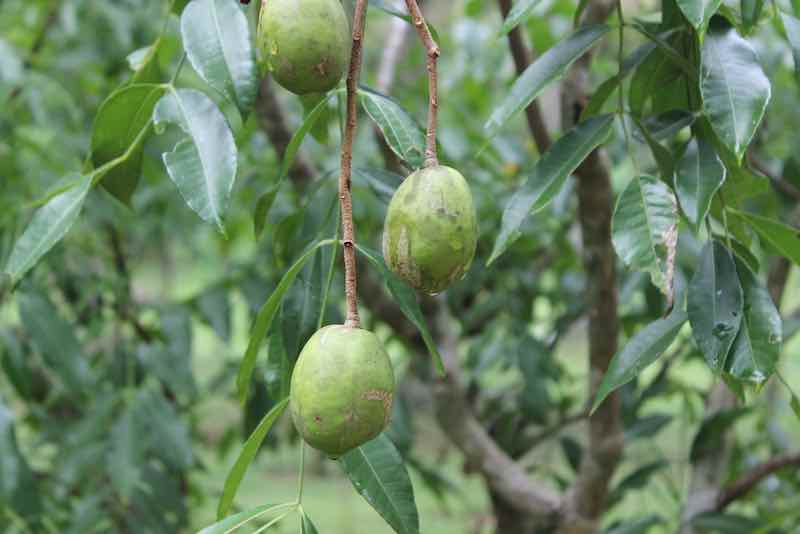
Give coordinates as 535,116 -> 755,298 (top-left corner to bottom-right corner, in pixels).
725,260 -> 781,385
360,86 -> 425,168
357,244 -> 444,375
593,309 -> 687,412
181,0 -> 257,113
237,240 -> 335,404
732,210 -> 800,266
676,0 -> 723,32
485,25 -> 611,136
611,175 -> 679,295
498,0 -> 544,36
583,41 -> 657,119
688,241 -> 743,372
700,26 -> 771,161
91,84 -> 165,204
5,175 -> 91,284
201,503 -> 294,534
340,434 -> 420,534
632,118 -> 675,184
301,513 -> 320,534
217,398 -> 289,519
674,137 -> 726,230
488,114 -> 614,265
153,88 -> 237,233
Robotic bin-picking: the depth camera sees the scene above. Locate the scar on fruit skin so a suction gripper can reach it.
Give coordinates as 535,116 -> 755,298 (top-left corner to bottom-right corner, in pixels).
362,389 -> 393,425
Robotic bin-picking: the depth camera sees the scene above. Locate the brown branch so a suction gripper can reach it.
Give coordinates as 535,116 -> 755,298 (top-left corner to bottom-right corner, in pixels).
255,77 -> 316,189
339,0 -> 368,328
495,0 -> 552,153
432,301 -> 563,526
715,452 -> 800,511
403,0 -> 440,167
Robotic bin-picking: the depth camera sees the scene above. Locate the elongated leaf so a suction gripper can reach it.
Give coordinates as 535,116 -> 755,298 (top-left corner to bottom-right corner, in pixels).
360,87 -> 425,168
741,0 -> 765,33
691,407 -> 750,461
253,187 -> 279,239
675,137 -> 726,230
690,512 -> 759,532
782,13 -> 800,79
181,0 -> 257,113
676,0 -> 723,32
18,290 -> 93,393
605,516 -> 664,534
498,0 -> 544,36
725,260 -> 781,385
688,241 -> 743,372
217,398 -> 289,519
340,434 -> 419,534
367,1 -> 440,42
593,310 -> 687,412
301,514 -> 320,534
611,175 -> 679,295
153,88 -> 237,233
201,503 -> 294,534
237,240 -> 335,403
700,25 -> 770,161
485,25 -> 611,136
488,114 -> 614,265
356,244 -> 444,375
91,84 -> 165,204
732,210 -> 800,266
5,175 -> 91,284
632,117 -> 675,184
791,394 -> 800,421
583,41 -> 657,119
353,167 -> 403,203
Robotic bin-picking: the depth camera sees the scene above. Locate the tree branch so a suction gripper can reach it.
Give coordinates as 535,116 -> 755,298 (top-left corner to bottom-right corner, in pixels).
715,452 -> 800,511
495,0 -> 552,153
403,0 -> 440,167
255,77 -> 316,189
339,0 -> 369,328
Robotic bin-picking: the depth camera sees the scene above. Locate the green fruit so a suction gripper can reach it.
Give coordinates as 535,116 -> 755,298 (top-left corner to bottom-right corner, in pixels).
258,0 -> 350,95
290,325 -> 395,457
382,165 -> 478,295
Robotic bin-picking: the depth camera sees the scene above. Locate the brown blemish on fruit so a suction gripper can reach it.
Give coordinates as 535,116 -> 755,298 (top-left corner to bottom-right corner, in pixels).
362,389 -> 393,425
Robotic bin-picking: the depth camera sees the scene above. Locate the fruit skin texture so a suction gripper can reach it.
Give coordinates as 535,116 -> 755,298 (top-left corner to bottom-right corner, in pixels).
258,0 -> 350,95
290,325 -> 395,457
383,165 -> 478,295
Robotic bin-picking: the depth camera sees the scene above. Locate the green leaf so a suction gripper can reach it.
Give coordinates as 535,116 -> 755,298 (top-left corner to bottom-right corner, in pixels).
201,503 -> 294,534
781,13 -> 800,79
605,515 -> 664,534
488,114 -> 614,265
690,512 -> 759,533
725,260 -> 781,385
690,407 -> 749,462
791,394 -> 800,420
301,513 -> 320,534
593,309 -> 687,412
353,168 -> 403,203
356,244 -> 444,376
611,175 -> 679,295
740,0 -> 765,33
107,407 -> 145,500
498,0 -> 544,36
217,397 -> 289,519
196,286 -> 232,342
339,434 -> 420,534
632,117 -> 675,184
688,241 -> 743,373
674,137 -> 726,230
266,312 -> 291,400
485,25 -> 611,136
128,41 -> 161,83
367,1 -> 440,42
91,84 -> 165,204
153,89 -> 237,233
732,210 -> 800,266
4,175 -> 91,284
253,187 -> 279,239
676,0 -> 723,32
608,461 -> 669,506
629,44 -> 683,117
700,25 -> 771,162
237,240 -> 335,404
0,402 -> 40,518
583,41 -> 657,119
360,86 -> 425,168
181,0 -> 258,113
18,290 -> 93,393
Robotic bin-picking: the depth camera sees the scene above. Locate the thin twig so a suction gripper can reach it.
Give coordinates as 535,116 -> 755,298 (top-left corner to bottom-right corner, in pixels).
403,0 -> 440,167
339,0 -> 368,328
715,452 -> 800,511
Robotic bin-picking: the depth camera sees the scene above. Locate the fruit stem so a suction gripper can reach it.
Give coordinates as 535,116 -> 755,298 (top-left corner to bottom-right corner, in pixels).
404,0 -> 440,168
340,0 -> 368,329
